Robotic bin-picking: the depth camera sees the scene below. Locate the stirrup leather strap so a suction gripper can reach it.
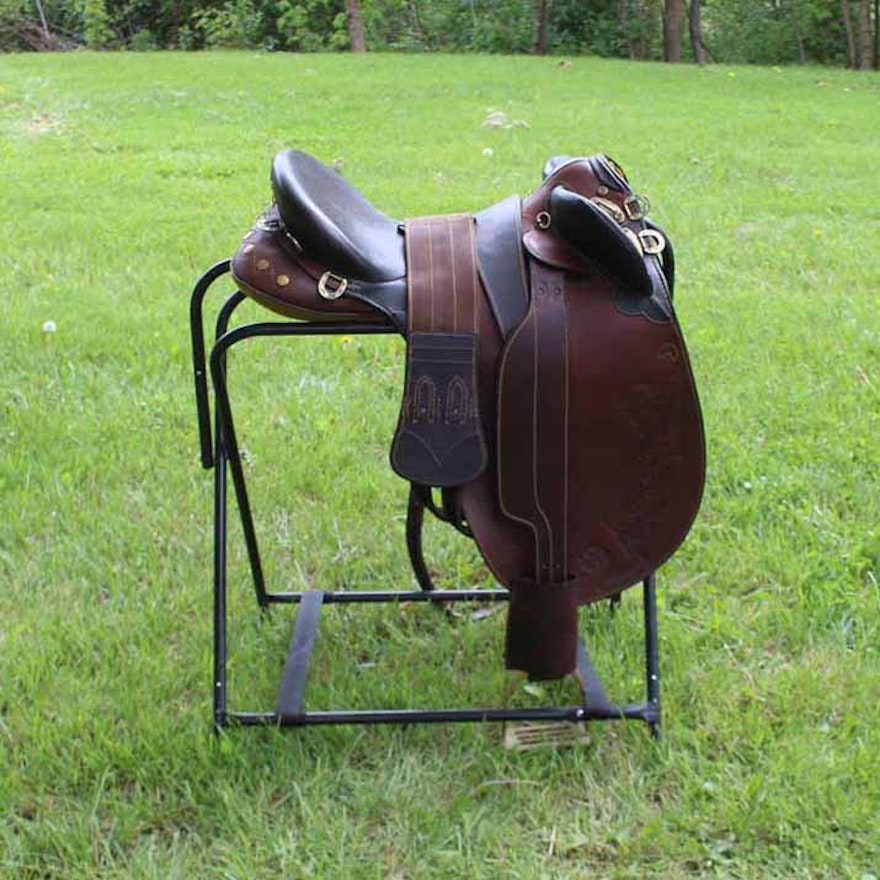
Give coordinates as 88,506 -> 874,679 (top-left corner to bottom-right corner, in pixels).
390,214 -> 489,488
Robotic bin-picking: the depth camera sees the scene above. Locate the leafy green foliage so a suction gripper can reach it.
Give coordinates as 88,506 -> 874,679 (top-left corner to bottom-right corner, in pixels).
0,0 -> 876,65
276,0 -> 349,51
707,0 -> 850,65
81,0 -> 112,47
191,0 -> 264,47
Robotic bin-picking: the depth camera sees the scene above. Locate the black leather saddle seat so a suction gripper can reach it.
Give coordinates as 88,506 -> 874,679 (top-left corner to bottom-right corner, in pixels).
271,150 -> 405,283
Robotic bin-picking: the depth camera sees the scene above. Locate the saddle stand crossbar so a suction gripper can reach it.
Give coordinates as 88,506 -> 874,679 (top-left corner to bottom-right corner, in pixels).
191,262 -> 664,739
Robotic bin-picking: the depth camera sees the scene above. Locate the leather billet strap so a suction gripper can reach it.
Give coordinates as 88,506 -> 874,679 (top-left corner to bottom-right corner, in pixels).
497,260 -> 577,679
505,578 -> 578,680
390,215 -> 489,488
497,261 -> 570,586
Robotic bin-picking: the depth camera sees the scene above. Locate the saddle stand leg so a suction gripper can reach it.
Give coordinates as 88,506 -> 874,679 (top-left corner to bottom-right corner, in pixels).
643,572 -> 662,739
192,265 -> 667,738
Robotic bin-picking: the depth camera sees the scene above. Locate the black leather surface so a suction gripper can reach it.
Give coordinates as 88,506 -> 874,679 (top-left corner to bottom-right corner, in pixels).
548,186 -> 651,295
589,154 -> 629,192
475,195 -> 530,340
271,150 -> 405,283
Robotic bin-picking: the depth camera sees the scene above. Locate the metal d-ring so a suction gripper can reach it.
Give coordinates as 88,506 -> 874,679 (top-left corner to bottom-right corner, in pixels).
624,194 -> 651,222
535,211 -> 552,230
638,229 -> 666,255
318,271 -> 348,300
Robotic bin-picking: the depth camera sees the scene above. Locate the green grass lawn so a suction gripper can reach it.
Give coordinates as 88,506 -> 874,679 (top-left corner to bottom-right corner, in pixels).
1,51 -> 878,878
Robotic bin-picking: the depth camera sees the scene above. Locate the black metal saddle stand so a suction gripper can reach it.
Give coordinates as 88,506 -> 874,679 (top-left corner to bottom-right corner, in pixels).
191,261 -> 663,739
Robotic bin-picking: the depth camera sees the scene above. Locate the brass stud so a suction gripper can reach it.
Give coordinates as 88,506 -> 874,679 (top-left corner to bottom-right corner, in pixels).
256,258 -> 270,271
597,185 -> 609,196
276,274 -> 290,287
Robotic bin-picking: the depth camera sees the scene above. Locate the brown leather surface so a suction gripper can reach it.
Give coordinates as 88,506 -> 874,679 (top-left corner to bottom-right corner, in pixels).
231,209 -> 387,323
460,267 -> 704,609
505,578 -> 578,680
497,261 -> 571,586
390,215 -> 489,487
456,157 -> 705,621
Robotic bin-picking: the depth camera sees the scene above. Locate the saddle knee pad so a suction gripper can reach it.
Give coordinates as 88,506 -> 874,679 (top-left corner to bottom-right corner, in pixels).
390,331 -> 487,487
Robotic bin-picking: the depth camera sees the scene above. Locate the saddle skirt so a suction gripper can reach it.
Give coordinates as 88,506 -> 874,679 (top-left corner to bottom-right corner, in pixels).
231,150 -> 705,680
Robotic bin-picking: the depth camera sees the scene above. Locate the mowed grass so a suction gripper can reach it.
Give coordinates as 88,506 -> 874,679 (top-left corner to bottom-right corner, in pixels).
0,51 -> 878,878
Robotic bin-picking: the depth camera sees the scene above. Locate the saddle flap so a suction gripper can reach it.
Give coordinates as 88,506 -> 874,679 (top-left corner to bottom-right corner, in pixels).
390,332 -> 488,488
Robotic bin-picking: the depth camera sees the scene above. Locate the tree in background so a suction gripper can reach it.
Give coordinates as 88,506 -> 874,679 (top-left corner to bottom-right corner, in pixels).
842,0 -> 857,65
534,0 -> 550,54
688,0 -> 708,63
0,0 -> 876,66
663,0 -> 683,61
874,0 -> 880,70
857,0 -> 872,66
346,0 -> 365,50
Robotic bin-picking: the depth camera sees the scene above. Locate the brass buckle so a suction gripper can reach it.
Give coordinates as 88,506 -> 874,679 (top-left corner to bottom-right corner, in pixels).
318,272 -> 348,300
590,196 -> 626,224
623,194 -> 651,221
638,229 -> 666,255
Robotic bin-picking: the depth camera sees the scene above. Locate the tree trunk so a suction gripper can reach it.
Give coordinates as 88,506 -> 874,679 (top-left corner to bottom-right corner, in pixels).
842,0 -> 857,67
688,0 -> 708,64
34,0 -> 51,40
874,0 -> 879,68
663,0 -> 684,62
346,0 -> 366,52
857,0 -> 871,68
533,0 -> 550,55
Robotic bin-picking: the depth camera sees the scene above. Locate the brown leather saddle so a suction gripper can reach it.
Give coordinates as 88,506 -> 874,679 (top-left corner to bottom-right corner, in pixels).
231,150 -> 705,680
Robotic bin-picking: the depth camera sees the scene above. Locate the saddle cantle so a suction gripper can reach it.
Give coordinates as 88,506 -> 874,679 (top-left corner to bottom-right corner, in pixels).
231,150 -> 705,681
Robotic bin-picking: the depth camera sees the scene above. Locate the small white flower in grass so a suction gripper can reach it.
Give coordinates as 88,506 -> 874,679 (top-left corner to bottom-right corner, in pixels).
482,148 -> 494,157
43,320 -> 57,333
